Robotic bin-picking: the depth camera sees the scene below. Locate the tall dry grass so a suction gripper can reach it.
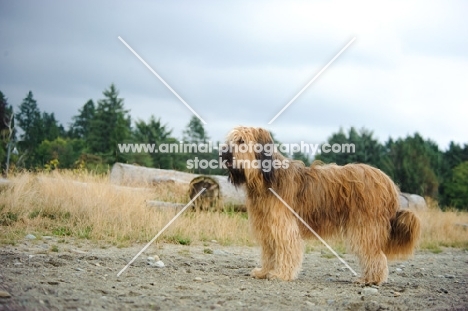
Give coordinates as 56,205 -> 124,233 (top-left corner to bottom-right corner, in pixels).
0,171 -> 252,247
1,171 -> 467,252
416,198 -> 468,252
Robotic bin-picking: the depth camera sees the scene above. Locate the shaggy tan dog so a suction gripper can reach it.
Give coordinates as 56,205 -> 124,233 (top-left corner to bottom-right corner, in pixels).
221,126 -> 421,285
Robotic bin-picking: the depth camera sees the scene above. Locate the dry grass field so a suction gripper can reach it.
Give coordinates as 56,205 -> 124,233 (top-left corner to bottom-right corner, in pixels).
1,170 -> 467,253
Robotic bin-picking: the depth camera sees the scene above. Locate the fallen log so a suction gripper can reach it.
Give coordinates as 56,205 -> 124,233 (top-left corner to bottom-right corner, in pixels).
110,163 -> 246,212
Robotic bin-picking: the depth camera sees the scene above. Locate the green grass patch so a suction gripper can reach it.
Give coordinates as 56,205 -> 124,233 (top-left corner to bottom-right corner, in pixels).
0,212 -> 18,226
165,234 -> 191,245
421,241 -> 443,254
52,226 -> 72,236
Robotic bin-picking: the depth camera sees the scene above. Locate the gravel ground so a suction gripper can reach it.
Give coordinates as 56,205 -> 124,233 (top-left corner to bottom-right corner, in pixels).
0,237 -> 467,310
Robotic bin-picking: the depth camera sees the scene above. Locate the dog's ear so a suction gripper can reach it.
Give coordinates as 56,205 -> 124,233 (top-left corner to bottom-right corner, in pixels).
258,149 -> 275,185
255,128 -> 275,185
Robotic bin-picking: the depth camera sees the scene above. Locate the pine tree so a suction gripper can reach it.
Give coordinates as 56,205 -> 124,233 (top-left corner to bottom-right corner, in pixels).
16,91 -> 44,166
444,161 -> 468,210
183,116 -> 209,143
42,112 -> 62,141
439,142 -> 468,207
315,127 -> 383,167
181,116 -> 215,173
87,84 -> 131,163
132,116 -> 176,168
383,133 -> 440,198
69,99 -> 95,139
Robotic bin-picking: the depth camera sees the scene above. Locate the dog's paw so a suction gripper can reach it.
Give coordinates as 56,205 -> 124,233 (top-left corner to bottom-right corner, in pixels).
354,277 -> 382,286
250,268 -> 269,279
267,271 -> 295,281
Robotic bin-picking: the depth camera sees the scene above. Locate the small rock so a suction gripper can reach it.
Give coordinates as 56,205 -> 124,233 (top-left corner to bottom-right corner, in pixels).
412,271 -> 424,278
25,234 -> 36,240
75,268 -> 85,272
70,249 -> 88,255
0,290 -> 11,298
444,274 -> 455,279
42,236 -> 53,240
364,300 -> 381,311
213,249 -> 228,255
210,240 -> 217,243
361,287 -> 379,296
13,262 -> 22,266
147,255 -> 160,262
395,268 -> 403,273
148,260 -> 165,268
305,301 -> 315,307
194,277 -> 202,282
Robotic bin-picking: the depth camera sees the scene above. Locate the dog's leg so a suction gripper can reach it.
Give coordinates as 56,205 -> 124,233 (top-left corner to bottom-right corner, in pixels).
249,207 -> 304,281
262,206 -> 304,281
267,227 -> 304,281
348,225 -> 389,285
251,239 -> 276,279
356,251 -> 388,285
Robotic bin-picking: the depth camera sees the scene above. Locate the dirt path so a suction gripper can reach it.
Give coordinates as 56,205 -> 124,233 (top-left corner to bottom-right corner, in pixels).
1,237 -> 467,310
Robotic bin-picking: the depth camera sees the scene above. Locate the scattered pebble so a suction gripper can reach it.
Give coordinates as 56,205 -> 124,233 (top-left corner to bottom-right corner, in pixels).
42,236 -> 53,240
444,274 -> 455,279
194,277 -> 202,282
395,268 -> 403,273
210,240 -> 217,243
147,255 -> 160,262
0,290 -> 11,298
70,249 -> 88,255
25,234 -> 36,240
213,249 -> 228,255
361,287 -> 379,296
147,256 -> 165,268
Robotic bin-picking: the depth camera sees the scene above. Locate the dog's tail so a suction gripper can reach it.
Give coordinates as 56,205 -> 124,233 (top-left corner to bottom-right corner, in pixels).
384,210 -> 421,260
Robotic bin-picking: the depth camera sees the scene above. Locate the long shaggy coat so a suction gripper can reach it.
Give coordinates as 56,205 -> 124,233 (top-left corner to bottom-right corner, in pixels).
222,126 -> 421,284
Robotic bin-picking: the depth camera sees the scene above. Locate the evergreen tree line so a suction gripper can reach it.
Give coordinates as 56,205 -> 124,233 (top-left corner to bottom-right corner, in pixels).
1,84 -> 467,209
314,127 -> 468,210
0,84 -> 221,176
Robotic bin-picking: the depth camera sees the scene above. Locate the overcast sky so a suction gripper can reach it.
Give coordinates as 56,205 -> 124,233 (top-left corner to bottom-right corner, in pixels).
1,0 -> 467,150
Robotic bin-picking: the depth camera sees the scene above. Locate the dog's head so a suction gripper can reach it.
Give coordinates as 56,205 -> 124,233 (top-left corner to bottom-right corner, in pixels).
220,126 -> 278,187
